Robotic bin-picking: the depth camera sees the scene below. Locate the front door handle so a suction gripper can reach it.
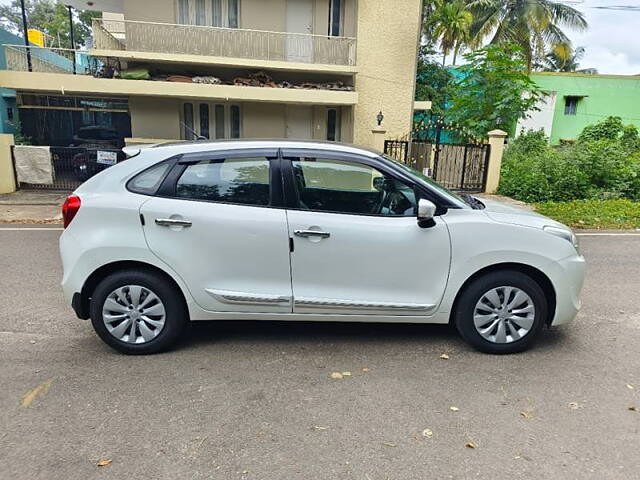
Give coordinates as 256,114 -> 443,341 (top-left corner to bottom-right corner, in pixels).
155,218 -> 192,227
294,229 -> 330,239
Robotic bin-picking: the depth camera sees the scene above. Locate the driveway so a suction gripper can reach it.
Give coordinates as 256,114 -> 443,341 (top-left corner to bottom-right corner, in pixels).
1,226 -> 639,479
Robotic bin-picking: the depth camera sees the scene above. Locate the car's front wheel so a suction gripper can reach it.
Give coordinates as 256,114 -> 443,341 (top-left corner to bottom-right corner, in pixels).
90,270 -> 187,354
454,270 -> 548,354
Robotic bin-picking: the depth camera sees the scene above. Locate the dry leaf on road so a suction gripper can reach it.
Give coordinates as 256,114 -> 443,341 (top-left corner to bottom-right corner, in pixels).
330,372 -> 343,379
97,460 -> 112,467
440,353 -> 450,360
465,442 -> 477,449
362,367 -> 370,373
520,411 -> 533,420
449,406 -> 460,412
21,379 -> 53,408
628,406 -> 638,412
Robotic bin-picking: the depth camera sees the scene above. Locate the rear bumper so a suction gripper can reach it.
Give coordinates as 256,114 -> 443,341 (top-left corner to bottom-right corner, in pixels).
550,253 -> 586,326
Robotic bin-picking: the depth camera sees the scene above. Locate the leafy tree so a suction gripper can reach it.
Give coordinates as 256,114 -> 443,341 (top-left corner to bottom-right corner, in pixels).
446,44 -> 541,137
466,0 -> 588,70
425,0 -> 473,65
415,46 -> 457,118
0,0 -> 99,48
539,45 -> 597,73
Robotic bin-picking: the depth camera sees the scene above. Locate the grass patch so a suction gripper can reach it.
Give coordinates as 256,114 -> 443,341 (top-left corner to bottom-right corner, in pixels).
534,199 -> 640,229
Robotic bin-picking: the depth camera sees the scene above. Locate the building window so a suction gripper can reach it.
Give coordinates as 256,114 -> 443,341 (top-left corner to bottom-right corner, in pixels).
183,102 -> 241,140
177,0 -> 239,27
564,96 -> 579,115
230,105 -> 241,138
328,0 -> 342,36
214,104 -> 225,139
6,107 -> 14,122
199,104 -> 210,139
326,108 -> 341,141
183,102 -> 195,140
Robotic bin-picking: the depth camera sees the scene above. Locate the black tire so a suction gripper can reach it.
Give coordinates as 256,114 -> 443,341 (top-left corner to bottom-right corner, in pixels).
90,270 -> 188,354
454,270 -> 548,354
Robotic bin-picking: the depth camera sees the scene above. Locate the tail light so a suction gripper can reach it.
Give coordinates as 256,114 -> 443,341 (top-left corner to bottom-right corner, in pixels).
62,195 -> 81,228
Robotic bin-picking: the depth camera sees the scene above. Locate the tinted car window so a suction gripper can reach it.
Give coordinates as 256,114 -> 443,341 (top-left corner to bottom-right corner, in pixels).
176,157 -> 270,206
292,157 -> 416,216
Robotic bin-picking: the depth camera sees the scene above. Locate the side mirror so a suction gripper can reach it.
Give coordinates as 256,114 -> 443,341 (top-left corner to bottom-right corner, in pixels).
417,199 -> 437,228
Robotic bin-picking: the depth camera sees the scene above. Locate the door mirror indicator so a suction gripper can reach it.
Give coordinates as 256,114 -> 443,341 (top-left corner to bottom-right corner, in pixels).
417,199 -> 437,228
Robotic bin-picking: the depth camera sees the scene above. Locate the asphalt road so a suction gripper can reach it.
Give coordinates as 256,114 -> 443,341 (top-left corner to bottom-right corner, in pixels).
1,226 -> 639,480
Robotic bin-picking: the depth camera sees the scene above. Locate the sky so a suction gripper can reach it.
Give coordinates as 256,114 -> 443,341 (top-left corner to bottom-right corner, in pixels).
0,0 -> 639,75
570,0 -> 640,74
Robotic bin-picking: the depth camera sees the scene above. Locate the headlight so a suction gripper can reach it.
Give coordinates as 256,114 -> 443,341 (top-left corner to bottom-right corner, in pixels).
543,225 -> 580,252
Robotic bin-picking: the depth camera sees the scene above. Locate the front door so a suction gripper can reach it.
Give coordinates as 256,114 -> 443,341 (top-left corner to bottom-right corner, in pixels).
140,150 -> 292,313
285,105 -> 313,139
283,152 -> 452,316
286,0 -> 314,62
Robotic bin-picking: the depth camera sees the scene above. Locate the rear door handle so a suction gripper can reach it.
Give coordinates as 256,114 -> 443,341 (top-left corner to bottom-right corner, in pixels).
294,229 -> 330,238
155,218 -> 192,227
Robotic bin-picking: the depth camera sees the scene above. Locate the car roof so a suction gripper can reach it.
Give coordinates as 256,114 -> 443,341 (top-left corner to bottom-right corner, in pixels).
142,139 -> 381,158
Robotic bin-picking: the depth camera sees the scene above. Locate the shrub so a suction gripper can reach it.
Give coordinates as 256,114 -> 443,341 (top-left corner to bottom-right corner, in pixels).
498,117 -> 640,203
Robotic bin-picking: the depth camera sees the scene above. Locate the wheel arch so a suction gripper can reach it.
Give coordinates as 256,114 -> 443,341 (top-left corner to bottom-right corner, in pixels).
449,262 -> 557,326
76,260 -> 189,320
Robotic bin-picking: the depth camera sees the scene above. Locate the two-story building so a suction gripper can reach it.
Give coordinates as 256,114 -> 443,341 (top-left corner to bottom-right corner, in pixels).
517,72 -> 640,144
0,0 -> 423,148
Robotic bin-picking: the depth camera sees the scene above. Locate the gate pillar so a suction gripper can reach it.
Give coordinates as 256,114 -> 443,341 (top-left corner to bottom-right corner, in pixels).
485,129 -> 508,194
371,125 -> 387,153
0,134 -> 16,194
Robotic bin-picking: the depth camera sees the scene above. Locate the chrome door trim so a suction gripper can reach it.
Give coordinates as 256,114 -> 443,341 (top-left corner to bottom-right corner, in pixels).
155,218 -> 192,227
294,229 -> 331,239
294,297 -> 436,313
205,289 -> 291,306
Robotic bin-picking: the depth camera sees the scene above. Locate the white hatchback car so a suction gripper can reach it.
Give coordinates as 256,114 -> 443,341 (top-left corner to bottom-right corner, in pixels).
60,140 -> 585,355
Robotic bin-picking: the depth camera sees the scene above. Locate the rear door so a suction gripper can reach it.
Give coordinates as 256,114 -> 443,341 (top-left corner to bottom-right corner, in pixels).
139,149 -> 293,313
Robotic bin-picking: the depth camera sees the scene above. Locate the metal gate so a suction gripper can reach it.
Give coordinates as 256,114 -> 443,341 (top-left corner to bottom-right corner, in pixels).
384,120 -> 491,192
12,146 -> 125,191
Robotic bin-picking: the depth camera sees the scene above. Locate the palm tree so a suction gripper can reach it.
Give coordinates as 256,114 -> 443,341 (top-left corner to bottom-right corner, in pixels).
426,0 -> 473,65
466,0 -> 588,70
541,45 -> 598,73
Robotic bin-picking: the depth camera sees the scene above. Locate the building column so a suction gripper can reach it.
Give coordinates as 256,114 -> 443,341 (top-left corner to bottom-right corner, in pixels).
484,129 -> 508,194
0,134 -> 16,194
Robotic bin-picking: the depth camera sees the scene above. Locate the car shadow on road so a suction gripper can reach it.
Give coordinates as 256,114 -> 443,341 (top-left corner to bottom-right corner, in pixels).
179,320 -> 571,353
183,320 -> 457,348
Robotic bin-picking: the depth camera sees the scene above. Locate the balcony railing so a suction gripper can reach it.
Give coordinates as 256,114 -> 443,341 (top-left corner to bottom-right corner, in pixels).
92,18 -> 357,66
4,45 -> 89,74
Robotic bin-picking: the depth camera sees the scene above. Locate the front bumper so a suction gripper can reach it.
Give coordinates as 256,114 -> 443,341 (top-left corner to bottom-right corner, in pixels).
550,253 -> 586,326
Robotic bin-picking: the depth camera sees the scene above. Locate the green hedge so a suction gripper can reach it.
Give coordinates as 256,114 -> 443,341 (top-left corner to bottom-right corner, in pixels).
498,117 -> 640,203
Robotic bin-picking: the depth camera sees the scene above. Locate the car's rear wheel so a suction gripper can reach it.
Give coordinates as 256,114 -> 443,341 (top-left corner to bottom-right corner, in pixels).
90,270 -> 187,354
454,270 -> 548,354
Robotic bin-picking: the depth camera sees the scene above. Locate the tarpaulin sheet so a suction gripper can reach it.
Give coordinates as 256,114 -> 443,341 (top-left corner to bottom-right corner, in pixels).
14,146 -> 53,185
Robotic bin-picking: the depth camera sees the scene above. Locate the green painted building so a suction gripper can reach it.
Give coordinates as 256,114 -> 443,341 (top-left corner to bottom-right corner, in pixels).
517,72 -> 640,144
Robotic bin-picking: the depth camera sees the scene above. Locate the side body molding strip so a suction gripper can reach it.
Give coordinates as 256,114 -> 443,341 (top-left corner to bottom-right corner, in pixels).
294,297 -> 436,314
205,289 -> 291,306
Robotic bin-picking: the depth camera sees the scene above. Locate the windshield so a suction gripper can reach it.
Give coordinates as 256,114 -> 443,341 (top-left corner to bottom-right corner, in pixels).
382,155 -> 470,208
